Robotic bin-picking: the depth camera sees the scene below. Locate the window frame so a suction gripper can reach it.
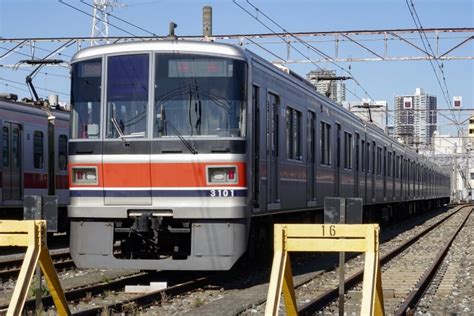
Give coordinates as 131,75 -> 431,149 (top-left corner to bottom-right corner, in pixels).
58,134 -> 68,171
33,131 -> 44,170
344,131 -> 353,170
320,121 -> 331,166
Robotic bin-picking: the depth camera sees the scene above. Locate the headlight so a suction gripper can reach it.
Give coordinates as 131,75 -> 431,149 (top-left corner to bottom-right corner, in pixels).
207,166 -> 237,184
72,167 -> 98,185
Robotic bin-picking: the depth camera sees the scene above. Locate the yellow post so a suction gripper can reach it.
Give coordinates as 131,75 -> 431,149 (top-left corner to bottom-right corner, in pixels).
0,220 -> 70,316
265,224 -> 384,316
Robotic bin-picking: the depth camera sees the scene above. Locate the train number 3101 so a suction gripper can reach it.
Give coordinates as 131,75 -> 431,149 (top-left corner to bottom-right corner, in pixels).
209,189 -> 235,197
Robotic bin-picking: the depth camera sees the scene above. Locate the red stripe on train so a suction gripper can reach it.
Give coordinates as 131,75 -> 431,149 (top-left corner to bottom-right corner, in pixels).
69,162 -> 247,188
56,174 -> 69,190
2,172 -> 68,190
24,173 -> 48,189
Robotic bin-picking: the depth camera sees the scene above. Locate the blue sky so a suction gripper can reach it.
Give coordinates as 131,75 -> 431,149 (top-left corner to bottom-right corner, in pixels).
1,0 -> 473,135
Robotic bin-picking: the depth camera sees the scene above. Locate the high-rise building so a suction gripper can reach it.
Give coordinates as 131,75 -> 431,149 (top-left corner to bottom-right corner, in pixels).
306,69 -> 346,103
394,88 -> 437,148
468,115 -> 474,145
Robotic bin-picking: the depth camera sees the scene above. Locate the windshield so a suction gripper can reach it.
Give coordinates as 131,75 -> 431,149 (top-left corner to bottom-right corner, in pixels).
106,54 -> 149,138
70,58 -> 102,139
154,54 -> 247,138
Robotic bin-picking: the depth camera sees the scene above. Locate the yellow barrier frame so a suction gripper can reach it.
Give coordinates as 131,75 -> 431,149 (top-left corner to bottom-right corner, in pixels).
0,220 -> 70,316
265,224 -> 384,316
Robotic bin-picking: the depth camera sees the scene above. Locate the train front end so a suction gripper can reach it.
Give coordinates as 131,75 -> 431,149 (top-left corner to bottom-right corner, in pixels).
68,41 -> 250,270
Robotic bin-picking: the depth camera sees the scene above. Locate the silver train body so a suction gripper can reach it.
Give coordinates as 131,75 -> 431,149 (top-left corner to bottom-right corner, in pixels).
68,40 -> 450,271
0,97 -> 70,215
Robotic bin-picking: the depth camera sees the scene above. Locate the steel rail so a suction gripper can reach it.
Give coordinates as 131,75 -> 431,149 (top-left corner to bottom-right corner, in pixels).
395,207 -> 473,315
0,272 -> 149,312
298,204 -> 469,315
0,251 -> 73,281
73,276 -> 211,315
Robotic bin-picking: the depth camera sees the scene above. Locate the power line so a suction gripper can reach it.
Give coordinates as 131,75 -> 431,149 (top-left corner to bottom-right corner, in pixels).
408,1 -> 452,100
243,36 -> 286,62
232,0 -> 370,103
1,65 -> 70,79
232,1 -> 324,71
0,77 -> 69,97
0,82 -> 30,94
234,0 -> 371,103
240,0 -> 376,102
58,0 -> 138,38
405,0 -> 459,131
79,0 -> 158,36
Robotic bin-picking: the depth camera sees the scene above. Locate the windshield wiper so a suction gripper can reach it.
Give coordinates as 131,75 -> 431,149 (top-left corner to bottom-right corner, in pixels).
160,103 -> 198,155
111,117 -> 144,146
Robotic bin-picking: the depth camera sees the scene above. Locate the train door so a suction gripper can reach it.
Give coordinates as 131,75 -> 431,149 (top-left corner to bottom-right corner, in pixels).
252,85 -> 260,209
266,92 -> 279,206
104,53 -> 151,206
2,123 -> 22,202
307,111 -> 316,204
335,123 -> 341,196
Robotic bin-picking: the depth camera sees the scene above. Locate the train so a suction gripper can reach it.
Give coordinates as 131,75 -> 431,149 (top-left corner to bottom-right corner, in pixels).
0,94 -> 69,226
68,40 -> 451,271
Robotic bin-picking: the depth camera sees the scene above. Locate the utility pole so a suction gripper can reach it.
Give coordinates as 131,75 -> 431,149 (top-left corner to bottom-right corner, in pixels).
90,0 -> 122,46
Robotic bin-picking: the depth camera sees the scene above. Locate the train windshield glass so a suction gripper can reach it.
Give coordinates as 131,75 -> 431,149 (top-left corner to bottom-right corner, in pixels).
154,54 -> 247,138
71,58 -> 102,139
106,54 -> 149,139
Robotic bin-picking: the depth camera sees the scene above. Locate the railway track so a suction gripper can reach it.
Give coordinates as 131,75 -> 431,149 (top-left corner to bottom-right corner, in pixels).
172,204 -> 469,315
414,208 -> 473,314
0,250 -> 74,281
1,205 -> 467,315
297,205 -> 472,315
1,271 -> 214,314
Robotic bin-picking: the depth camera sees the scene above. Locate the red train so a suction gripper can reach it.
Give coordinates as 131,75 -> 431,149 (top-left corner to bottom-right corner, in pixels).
0,93 -> 69,227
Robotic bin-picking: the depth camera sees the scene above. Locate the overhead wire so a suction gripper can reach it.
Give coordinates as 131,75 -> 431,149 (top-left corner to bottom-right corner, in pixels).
241,0 -> 376,102
233,1 -> 367,103
405,0 -> 460,131
0,77 -> 69,97
2,65 -> 70,79
79,0 -> 158,36
58,0 -> 138,37
0,82 -> 30,94
232,1 -> 324,71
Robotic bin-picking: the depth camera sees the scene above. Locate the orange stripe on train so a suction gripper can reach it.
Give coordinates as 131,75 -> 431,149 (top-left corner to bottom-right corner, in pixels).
70,162 -> 246,188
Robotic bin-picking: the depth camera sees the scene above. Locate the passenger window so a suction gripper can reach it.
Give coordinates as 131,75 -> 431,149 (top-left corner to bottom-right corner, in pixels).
376,147 -> 382,175
397,155 -> 401,178
366,142 -> 370,173
286,107 -> 302,160
372,142 -> 376,174
2,127 -> 8,167
58,135 -> 68,171
387,151 -> 392,177
320,122 -> 331,166
344,132 -> 352,169
33,131 -> 44,169
355,133 -> 359,171
12,128 -> 20,168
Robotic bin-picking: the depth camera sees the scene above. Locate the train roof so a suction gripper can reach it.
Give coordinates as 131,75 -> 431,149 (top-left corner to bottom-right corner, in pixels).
71,40 -> 248,62
247,50 -> 448,176
0,97 -> 69,120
